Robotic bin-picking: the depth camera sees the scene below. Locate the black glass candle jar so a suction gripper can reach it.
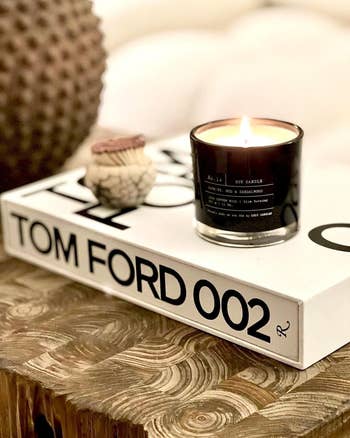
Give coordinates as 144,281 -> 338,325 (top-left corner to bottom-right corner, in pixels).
190,117 -> 303,247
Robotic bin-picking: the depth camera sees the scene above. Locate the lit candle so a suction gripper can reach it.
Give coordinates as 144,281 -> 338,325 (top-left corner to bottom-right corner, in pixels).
190,117 -> 303,247
197,116 -> 297,147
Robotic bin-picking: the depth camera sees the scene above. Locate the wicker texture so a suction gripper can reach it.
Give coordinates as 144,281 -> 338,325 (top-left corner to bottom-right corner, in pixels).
0,0 -> 105,191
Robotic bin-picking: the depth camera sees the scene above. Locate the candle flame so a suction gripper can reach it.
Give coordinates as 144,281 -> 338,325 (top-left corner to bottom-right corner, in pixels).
239,116 -> 253,147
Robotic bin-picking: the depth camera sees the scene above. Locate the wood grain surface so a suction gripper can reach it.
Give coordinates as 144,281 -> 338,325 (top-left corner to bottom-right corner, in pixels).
0,234 -> 349,438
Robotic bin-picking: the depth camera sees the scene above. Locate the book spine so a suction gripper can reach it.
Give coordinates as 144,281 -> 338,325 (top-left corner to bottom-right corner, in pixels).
1,199 -> 302,368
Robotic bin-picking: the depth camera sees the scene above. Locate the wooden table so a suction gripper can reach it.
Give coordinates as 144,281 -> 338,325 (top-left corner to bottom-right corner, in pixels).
0,236 -> 349,438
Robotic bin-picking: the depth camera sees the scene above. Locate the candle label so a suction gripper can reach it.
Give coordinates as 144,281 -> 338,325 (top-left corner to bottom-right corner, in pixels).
204,175 -> 275,222
192,142 -> 301,233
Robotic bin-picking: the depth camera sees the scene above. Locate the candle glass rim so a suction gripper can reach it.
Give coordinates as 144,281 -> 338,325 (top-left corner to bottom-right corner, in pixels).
190,117 -> 304,149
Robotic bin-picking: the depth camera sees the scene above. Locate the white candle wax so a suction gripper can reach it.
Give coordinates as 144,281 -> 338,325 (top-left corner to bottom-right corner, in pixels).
197,118 -> 297,147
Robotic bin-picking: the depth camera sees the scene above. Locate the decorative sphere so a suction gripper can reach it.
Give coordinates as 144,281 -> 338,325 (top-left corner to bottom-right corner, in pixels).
0,0 -> 106,191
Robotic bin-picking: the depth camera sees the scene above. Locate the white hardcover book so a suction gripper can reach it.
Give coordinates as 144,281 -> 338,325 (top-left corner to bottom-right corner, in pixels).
1,136 -> 349,369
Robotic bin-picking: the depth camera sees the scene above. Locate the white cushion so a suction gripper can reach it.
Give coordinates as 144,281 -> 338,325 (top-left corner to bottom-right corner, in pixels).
192,7 -> 350,134
98,31 -> 226,138
92,0 -> 260,52
273,0 -> 350,21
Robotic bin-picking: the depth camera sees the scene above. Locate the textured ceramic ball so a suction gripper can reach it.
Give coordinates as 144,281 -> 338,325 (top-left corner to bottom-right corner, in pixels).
0,0 -> 105,191
85,136 -> 156,209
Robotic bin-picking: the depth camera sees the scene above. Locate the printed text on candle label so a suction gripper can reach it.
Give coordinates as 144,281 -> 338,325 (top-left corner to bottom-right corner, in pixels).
204,173 -> 274,219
